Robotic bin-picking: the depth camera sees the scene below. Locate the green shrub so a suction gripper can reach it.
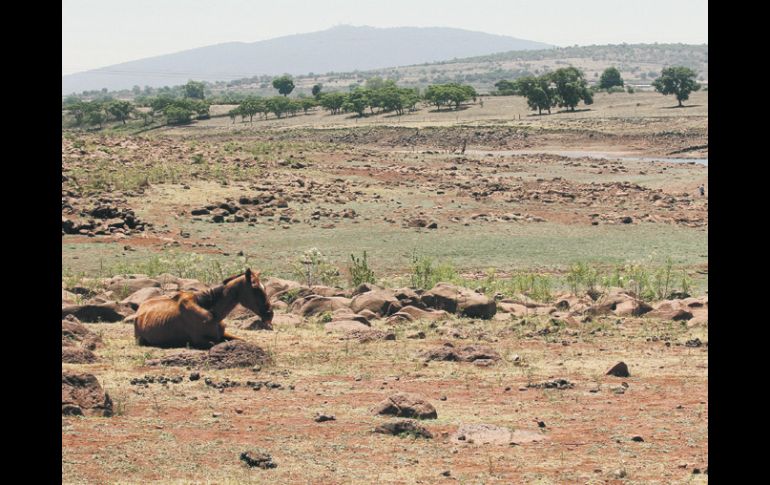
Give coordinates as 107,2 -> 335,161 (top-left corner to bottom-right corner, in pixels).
348,251 -> 376,286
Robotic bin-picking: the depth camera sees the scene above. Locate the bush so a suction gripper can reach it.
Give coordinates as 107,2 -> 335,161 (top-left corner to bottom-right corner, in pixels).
409,253 -> 458,290
292,248 -> 339,287
348,251 -> 376,287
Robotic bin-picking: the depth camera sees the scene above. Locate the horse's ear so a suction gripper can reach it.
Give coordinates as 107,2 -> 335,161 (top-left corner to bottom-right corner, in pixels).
244,268 -> 253,287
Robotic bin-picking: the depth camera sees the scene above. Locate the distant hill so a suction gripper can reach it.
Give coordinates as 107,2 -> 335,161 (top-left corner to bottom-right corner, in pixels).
61,25 -> 553,95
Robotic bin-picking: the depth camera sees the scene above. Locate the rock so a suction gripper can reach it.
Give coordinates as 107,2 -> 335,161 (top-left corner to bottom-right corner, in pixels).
587,291 -> 645,317
207,341 -> 271,369
291,296 -> 351,317
62,317 -> 102,349
613,299 -> 653,317
189,372 -> 200,381
62,289 -> 78,306
61,371 -> 113,417
331,313 -> 370,325
308,285 -> 344,297
350,290 -> 403,317
177,278 -> 208,292
120,287 -> 163,310
607,361 -> 630,377
391,288 -> 426,309
646,301 -> 694,321
242,317 -> 274,331
351,282 -> 382,296
631,435 -> 644,442
342,329 -> 396,342
105,277 -> 160,294
62,347 -> 97,364
147,341 -> 271,369
357,309 -> 379,321
374,419 -> 433,439
263,277 -> 303,299
61,303 -> 133,322
527,379 -> 574,390
685,338 -> 703,348
385,312 -> 413,324
421,344 -> 500,363
406,331 -> 426,339
373,392 -> 437,419
421,283 -> 496,319
240,451 -> 277,469
314,414 -> 336,423
398,306 -> 449,321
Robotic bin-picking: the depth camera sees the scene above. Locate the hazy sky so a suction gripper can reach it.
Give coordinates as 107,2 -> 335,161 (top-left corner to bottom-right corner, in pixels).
62,0 -> 708,75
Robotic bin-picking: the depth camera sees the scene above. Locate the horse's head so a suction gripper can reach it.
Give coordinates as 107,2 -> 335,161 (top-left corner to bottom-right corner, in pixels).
228,269 -> 273,326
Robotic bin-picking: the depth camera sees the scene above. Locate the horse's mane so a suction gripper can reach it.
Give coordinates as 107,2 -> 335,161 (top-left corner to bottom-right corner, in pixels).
195,284 -> 225,310
221,273 -> 244,285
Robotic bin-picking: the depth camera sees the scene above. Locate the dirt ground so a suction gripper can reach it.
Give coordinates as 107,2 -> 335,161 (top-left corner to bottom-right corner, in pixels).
62,90 -> 707,484
62,307 -> 708,484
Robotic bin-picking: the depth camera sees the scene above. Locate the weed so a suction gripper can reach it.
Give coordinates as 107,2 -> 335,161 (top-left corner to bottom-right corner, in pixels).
348,251 -> 376,286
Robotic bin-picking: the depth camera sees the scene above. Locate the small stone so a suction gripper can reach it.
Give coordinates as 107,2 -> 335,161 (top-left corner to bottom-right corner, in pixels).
314,414 -> 336,423
606,361 -> 630,377
537,421 -> 546,428
240,450 -> 277,469
235,408 -> 244,414
440,395 -> 447,401
212,412 -> 222,418
441,470 -> 451,477
631,435 -> 644,442
189,372 -> 200,381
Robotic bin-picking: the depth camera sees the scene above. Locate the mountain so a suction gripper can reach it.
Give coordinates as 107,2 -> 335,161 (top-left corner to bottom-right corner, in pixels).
61,25 -> 553,94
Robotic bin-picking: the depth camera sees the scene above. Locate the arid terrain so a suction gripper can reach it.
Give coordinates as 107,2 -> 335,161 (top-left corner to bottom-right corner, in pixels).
62,90 -> 707,484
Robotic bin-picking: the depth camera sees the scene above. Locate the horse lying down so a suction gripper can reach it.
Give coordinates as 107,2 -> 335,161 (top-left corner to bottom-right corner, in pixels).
130,269 -> 273,348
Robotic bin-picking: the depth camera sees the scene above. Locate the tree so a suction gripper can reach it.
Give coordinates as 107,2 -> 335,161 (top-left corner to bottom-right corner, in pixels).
184,80 -> 205,99
494,80 -> 518,95
299,98 -> 317,114
266,96 -> 292,118
165,106 -> 193,125
652,67 -> 701,107
343,89 -> 370,117
514,76 -> 555,115
312,84 -> 323,98
599,67 -> 624,90
550,68 -> 593,111
319,92 -> 347,115
106,100 -> 133,124
272,75 -> 295,96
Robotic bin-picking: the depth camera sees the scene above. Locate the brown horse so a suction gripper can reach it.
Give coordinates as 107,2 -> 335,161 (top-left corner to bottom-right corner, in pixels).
132,269 -> 273,348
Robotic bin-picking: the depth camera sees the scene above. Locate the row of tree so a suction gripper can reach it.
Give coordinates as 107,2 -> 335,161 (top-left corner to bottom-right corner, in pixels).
495,67 -> 594,115
495,66 -> 702,114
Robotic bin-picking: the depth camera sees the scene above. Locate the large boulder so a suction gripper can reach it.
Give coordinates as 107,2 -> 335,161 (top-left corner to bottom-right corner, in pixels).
391,288 -> 426,309
120,287 -> 163,310
645,300 -> 695,321
291,296 -> 352,317
398,305 -> 450,322
147,341 -> 272,369
62,316 -> 102,350
62,289 -> 78,306
263,277 -> 304,299
62,347 -> 97,364
61,303 -> 133,322
373,392 -> 437,419
105,277 -> 160,294
350,290 -> 402,317
62,372 -> 113,417
586,290 -> 648,317
421,283 -> 496,319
